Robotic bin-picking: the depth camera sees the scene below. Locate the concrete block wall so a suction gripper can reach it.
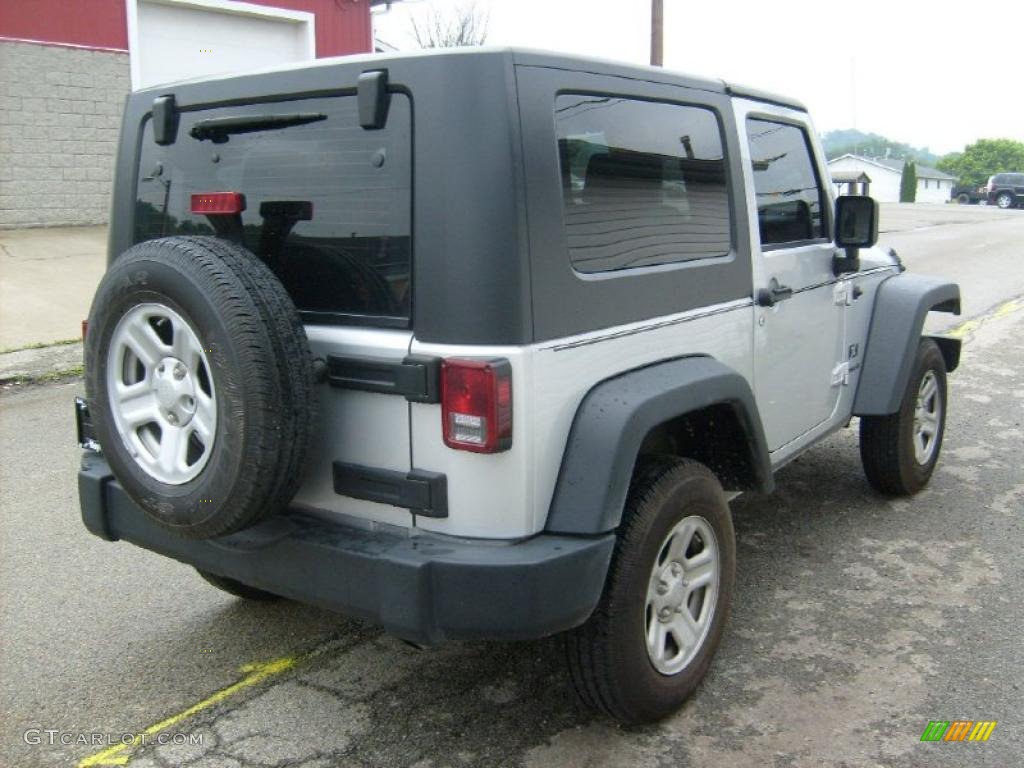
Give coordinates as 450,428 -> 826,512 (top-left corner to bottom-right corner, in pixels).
0,40 -> 129,228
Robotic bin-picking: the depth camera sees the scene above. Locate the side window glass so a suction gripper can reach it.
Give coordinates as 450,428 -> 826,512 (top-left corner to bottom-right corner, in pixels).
745,118 -> 826,247
555,96 -> 731,274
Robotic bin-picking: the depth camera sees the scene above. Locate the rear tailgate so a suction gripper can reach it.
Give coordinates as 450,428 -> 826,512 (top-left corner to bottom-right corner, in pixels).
131,91 -> 417,527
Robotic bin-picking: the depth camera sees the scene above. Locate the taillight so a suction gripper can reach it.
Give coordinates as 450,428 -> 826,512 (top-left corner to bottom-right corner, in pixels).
441,358 -> 513,453
191,192 -> 246,215
81,319 -> 88,341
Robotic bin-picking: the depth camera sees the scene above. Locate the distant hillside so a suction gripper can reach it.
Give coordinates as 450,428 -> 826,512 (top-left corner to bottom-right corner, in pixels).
822,129 -> 938,166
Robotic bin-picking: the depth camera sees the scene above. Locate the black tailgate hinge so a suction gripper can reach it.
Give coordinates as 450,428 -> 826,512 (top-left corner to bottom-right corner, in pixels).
326,354 -> 441,403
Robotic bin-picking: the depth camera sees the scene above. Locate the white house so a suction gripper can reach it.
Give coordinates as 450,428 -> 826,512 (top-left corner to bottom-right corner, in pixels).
828,154 -> 956,203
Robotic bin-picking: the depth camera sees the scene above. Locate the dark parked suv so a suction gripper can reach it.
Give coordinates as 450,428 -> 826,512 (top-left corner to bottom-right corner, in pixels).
986,172 -> 1024,208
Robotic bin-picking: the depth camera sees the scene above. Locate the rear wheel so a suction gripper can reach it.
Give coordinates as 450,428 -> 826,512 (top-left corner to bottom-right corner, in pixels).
859,339 -> 947,495
565,458 -> 735,724
995,191 -> 1014,209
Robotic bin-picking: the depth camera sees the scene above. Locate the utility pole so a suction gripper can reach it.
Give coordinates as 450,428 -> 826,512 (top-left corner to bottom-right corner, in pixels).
650,0 -> 663,66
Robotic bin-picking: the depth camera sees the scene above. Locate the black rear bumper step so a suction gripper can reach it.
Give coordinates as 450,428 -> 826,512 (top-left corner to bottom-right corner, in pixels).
333,462 -> 448,518
78,455 -> 614,646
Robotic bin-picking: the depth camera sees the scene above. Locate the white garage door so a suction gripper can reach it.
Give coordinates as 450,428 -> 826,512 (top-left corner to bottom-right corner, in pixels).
130,0 -> 315,90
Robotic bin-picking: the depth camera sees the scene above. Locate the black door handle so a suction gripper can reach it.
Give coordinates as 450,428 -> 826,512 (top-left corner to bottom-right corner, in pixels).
756,282 -> 794,307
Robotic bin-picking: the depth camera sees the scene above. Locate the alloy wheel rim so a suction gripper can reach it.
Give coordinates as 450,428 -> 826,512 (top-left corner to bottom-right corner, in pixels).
106,303 -> 217,485
644,514 -> 720,675
912,370 -> 941,465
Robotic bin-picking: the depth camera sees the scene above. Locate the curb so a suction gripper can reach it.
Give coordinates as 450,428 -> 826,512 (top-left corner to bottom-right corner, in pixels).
0,341 -> 84,388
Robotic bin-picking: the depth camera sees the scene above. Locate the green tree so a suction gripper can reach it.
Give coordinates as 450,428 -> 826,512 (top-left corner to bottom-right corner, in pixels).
900,161 -> 918,203
936,139 -> 1024,190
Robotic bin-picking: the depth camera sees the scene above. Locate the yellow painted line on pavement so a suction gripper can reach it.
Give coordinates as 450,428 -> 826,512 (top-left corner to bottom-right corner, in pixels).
946,298 -> 1024,340
78,656 -> 297,767
993,299 -> 1024,318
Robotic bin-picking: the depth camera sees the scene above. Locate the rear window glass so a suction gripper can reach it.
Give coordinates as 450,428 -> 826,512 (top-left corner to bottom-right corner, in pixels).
135,94 -> 412,325
555,95 -> 731,274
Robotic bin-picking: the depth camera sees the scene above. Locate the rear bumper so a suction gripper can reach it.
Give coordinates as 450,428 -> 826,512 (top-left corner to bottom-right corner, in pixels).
78,454 -> 614,646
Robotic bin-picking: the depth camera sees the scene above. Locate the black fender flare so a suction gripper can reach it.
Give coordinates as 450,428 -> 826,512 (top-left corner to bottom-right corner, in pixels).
853,273 -> 961,416
544,356 -> 773,535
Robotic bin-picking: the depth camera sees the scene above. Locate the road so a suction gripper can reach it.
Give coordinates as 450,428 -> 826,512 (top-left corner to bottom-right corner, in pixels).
877,204 -> 1023,326
1,206 -> 1022,768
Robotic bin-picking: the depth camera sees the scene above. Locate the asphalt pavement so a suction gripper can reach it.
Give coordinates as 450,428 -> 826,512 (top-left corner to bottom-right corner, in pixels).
878,204 -> 1024,326
1,206 -> 1022,767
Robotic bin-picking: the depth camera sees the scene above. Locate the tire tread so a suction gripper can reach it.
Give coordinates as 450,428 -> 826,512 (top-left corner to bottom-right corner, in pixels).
859,338 -> 946,496
565,457 -> 727,723
85,236 -> 315,539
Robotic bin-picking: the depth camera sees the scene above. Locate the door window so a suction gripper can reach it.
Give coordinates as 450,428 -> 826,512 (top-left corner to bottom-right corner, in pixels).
745,118 -> 827,247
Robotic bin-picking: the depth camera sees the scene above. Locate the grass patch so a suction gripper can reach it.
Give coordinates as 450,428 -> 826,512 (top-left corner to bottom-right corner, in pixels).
0,364 -> 84,387
0,338 -> 81,355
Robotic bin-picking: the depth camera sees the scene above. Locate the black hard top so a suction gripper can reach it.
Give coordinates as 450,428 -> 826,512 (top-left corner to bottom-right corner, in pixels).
113,46 -> 803,344
132,45 -> 806,112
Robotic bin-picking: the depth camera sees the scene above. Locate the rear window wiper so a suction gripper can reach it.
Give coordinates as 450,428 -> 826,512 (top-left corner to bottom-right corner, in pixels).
189,113 -> 327,143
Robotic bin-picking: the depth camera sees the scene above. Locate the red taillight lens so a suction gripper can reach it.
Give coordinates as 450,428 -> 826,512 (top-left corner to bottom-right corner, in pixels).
441,358 -> 513,453
190,192 -> 246,215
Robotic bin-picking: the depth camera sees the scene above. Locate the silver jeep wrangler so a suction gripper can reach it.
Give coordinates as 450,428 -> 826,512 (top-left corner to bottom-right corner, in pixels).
77,48 -> 960,724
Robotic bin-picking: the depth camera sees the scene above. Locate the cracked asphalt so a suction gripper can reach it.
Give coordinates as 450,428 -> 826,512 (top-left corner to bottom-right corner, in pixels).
1,206 -> 1022,767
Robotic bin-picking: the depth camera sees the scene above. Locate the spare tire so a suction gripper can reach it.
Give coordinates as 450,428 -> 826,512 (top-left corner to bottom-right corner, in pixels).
85,236 -> 315,539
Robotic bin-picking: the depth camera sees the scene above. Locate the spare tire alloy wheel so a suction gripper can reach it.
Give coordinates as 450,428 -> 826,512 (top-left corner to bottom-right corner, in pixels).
107,303 -> 217,485
86,236 -> 315,540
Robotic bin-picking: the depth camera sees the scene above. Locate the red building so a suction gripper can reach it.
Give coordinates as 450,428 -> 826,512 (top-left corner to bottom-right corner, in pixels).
0,0 -> 383,227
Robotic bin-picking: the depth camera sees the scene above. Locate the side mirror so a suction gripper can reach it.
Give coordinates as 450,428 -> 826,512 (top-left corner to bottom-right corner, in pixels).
833,195 -> 878,275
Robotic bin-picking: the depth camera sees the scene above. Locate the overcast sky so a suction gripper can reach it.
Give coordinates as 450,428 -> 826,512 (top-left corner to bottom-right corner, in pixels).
372,0 -> 1024,156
